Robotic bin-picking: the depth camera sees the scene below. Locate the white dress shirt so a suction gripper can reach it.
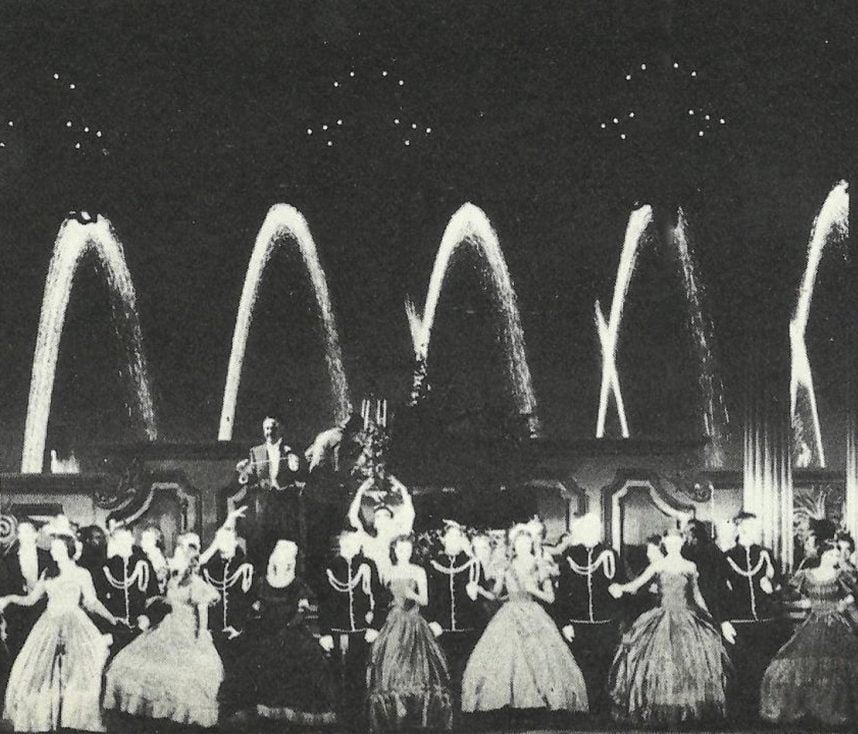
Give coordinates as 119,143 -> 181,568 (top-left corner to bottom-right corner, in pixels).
266,439 -> 282,486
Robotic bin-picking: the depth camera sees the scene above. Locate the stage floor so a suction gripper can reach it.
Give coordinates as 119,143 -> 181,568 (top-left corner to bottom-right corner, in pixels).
0,713 -> 839,734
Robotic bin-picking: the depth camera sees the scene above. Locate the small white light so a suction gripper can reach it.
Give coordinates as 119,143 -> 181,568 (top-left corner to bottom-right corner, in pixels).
0,142 -> 5,148
625,74 -> 631,81
398,80 -> 404,86
719,118 -> 725,124
7,121 -> 12,127
612,117 -> 618,124
69,83 -> 76,90
337,119 -> 342,125
673,62 -> 679,69
394,118 -> 400,125
600,122 -> 606,129
66,121 -> 72,127
404,140 -> 410,146
53,73 -> 59,80
704,114 -> 710,121
640,63 -> 646,70
411,123 -> 417,129
349,71 -> 355,77
688,110 -> 694,115
75,142 -> 81,148
96,131 -> 102,137
698,130 -> 704,137
327,141 -> 332,147
84,126 -> 89,132
322,124 -> 328,131
691,71 -> 697,77
629,112 -> 635,118
382,71 -> 388,77
333,81 -> 339,87
426,127 -> 431,134
307,128 -> 312,135
620,133 -> 626,140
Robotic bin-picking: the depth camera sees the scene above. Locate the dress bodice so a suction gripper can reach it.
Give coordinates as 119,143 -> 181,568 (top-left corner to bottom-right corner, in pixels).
657,569 -> 697,612
255,578 -> 312,628
795,571 -> 848,614
388,577 -> 418,612
44,573 -> 86,614
504,560 -> 539,602
166,575 -> 217,616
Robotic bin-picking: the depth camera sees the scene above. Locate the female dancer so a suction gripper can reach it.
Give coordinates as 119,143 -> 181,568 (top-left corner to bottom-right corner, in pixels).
367,534 -> 452,732
462,524 -> 588,715
103,537 -> 223,727
0,518 -> 117,732
220,540 -> 337,726
760,541 -> 858,726
608,528 -> 728,727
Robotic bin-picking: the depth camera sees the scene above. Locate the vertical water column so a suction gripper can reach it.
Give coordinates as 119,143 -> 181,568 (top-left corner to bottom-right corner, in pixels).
845,412 -> 858,541
743,336 -> 793,569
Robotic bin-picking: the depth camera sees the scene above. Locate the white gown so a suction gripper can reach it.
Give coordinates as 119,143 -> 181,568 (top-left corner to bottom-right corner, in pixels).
3,568 -> 111,732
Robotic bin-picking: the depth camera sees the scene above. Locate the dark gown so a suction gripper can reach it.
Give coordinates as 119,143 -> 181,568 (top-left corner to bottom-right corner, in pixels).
219,577 -> 337,726
367,576 -> 453,732
760,570 -> 858,726
609,566 -> 728,726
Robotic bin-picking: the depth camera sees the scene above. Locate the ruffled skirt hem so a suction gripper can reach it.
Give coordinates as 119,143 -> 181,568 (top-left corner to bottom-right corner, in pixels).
104,688 -> 219,728
256,703 -> 337,726
368,686 -> 453,732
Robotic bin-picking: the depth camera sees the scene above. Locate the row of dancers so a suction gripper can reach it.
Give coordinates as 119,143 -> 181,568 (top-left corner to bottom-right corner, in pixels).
2,509 -> 858,731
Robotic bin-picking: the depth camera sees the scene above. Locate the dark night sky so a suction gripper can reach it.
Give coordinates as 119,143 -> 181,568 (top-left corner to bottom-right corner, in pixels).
0,1 -> 853,471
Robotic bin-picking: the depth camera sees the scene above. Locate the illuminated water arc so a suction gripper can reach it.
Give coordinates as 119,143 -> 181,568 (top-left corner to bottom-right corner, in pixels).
594,205 -> 653,438
790,180 -> 849,468
405,202 -> 536,416
672,209 -> 729,466
218,204 -> 350,441
21,215 -> 157,473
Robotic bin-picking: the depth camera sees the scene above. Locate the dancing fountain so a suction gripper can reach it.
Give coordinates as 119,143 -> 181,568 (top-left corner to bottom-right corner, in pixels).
405,202 -> 538,427
594,205 -> 652,440
673,209 -> 730,468
789,180 -> 849,468
595,206 -> 728,466
20,214 -> 157,474
218,204 -> 351,441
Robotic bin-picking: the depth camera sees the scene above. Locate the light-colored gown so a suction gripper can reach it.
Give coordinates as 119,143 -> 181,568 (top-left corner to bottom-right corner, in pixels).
103,574 -> 223,727
3,567 -> 112,733
461,560 -> 589,713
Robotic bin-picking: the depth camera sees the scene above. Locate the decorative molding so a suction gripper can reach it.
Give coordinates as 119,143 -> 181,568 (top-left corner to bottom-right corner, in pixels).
601,469 -> 695,551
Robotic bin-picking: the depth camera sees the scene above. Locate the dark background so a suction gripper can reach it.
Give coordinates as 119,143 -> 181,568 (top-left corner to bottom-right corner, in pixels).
0,1 -> 853,471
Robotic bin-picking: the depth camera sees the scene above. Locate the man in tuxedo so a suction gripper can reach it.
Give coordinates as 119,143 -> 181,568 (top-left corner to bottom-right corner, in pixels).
1,521 -> 52,656
236,413 -> 307,569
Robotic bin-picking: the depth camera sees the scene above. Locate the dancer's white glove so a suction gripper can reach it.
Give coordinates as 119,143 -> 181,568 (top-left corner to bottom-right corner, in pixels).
364,629 -> 379,643
319,635 -> 335,652
721,621 -> 737,645
429,621 -> 444,638
562,624 -> 575,642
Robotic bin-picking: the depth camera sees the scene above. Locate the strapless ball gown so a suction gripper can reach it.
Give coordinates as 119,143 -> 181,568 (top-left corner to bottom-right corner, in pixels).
609,567 -> 728,726
462,564 -> 588,713
367,576 -> 452,732
4,569 -> 111,733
